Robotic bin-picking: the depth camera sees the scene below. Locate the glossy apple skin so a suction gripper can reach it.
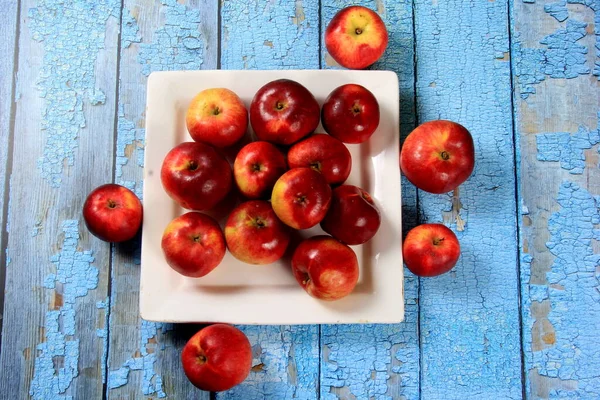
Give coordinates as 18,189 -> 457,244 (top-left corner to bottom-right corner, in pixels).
402,223 -> 460,277
400,120 -> 475,194
321,84 -> 380,144
82,184 -> 143,242
320,185 -> 380,245
250,79 -> 320,145
225,200 -> 290,264
271,168 -> 332,230
287,134 -> 352,185
161,212 -> 226,278
181,324 -> 252,392
292,235 -> 359,301
233,141 -> 287,199
161,142 -> 232,210
325,6 -> 388,69
186,88 -> 248,148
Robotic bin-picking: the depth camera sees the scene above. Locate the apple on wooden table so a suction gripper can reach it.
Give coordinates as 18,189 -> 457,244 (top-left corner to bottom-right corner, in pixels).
325,6 -> 388,69
250,79 -> 320,145
181,324 -> 252,392
402,223 -> 461,277
186,88 -> 248,148
82,183 -> 143,243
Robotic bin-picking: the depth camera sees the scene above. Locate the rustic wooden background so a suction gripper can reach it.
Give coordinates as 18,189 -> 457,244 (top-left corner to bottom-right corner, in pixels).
0,0 -> 598,398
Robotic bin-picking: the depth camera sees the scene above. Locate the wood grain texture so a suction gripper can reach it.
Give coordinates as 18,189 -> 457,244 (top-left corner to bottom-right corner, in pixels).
414,0 -> 522,398
0,0 -> 19,343
105,1 -> 217,399
0,0 -> 120,398
319,1 -> 420,399
511,1 -> 600,398
218,1 -> 321,399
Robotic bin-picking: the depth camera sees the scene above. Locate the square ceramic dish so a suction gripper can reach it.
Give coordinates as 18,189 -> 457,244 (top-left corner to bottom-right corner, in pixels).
140,70 -> 403,324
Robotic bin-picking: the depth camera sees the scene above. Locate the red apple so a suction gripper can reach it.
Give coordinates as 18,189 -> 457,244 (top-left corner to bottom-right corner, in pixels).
233,141 -> 287,199
320,185 -> 380,245
325,6 -> 388,69
186,88 -> 248,148
225,200 -> 290,264
400,120 -> 475,194
292,235 -> 359,300
250,79 -> 320,145
82,184 -> 143,242
271,168 -> 332,230
161,212 -> 226,278
161,142 -> 232,211
287,134 -> 352,185
402,223 -> 460,277
321,84 -> 380,144
181,324 -> 252,392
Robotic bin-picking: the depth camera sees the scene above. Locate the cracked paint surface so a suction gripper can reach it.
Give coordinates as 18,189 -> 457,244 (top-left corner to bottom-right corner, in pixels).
536,112 -> 600,174
319,1 -> 419,399
30,220 -> 98,399
515,0 -> 599,98
29,0 -> 119,187
218,326 -> 318,400
521,182 -> 600,398
221,0 -> 319,69
415,0 -> 522,398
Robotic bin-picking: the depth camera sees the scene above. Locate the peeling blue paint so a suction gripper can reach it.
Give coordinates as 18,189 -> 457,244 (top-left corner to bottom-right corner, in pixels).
30,220 -> 98,399
541,19 -> 590,78
137,0 -> 204,76
523,181 -> 600,397
29,0 -> 120,187
116,104 -> 145,182
536,114 -> 600,174
545,1 -> 569,22
121,8 -> 142,49
218,326 -> 319,400
97,298 -> 109,384
221,0 -> 319,69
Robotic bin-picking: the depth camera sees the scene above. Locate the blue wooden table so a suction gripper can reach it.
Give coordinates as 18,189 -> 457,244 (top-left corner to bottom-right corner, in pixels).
0,0 -> 598,398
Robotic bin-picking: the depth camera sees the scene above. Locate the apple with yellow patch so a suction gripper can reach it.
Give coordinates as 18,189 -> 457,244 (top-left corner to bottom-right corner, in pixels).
225,200 -> 290,265
325,6 -> 388,69
186,88 -> 248,148
292,235 -> 359,300
233,141 -> 287,199
161,212 -> 226,278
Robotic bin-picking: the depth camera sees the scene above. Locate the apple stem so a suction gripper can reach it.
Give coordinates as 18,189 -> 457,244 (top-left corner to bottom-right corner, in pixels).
440,151 -> 450,161
193,235 -> 201,243
355,27 -> 363,35
107,200 -> 117,209
433,237 -> 444,246
275,102 -> 284,111
197,355 -> 207,364
188,160 -> 198,171
213,107 -> 220,116
256,219 -> 265,228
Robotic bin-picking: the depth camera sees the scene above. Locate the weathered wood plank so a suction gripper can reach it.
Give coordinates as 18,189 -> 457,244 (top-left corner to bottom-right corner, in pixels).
217,1 -> 321,399
414,0 -> 523,398
511,1 -> 600,398
105,1 -> 217,398
0,0 -> 19,344
319,1 -> 420,399
0,0 -> 120,398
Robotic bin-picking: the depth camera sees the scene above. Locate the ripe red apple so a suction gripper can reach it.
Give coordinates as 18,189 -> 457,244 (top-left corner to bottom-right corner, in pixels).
181,324 -> 252,392
320,185 -> 380,245
287,134 -> 352,185
402,223 -> 460,277
161,212 -> 226,278
250,79 -> 320,145
233,141 -> 287,199
186,88 -> 248,148
82,184 -> 143,242
161,142 -> 232,211
400,120 -> 475,194
325,6 -> 388,69
292,235 -> 359,301
225,200 -> 290,265
321,84 -> 380,144
271,168 -> 332,230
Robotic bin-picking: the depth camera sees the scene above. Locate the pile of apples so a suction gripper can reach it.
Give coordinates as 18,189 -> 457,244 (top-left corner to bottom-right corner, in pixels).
81,5 -> 476,393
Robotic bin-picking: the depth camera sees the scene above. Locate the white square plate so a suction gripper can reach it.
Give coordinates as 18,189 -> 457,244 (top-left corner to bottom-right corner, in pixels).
140,70 -> 403,325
